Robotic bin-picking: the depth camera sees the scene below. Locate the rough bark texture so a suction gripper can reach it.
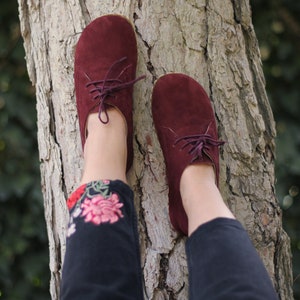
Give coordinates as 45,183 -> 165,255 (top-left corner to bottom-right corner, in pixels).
18,0 -> 293,299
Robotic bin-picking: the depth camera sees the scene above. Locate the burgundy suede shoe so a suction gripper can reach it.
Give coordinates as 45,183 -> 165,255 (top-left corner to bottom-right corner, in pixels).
74,15 -> 145,171
152,74 -> 225,235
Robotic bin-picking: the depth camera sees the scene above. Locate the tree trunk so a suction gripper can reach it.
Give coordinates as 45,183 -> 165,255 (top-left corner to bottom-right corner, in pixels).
18,0 -> 293,299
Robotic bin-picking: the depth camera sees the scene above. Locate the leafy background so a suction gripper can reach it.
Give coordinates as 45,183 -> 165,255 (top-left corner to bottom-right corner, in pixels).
0,1 -> 49,300
0,0 -> 299,299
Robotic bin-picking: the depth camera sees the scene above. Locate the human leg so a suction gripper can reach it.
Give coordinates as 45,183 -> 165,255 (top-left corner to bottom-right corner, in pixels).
152,73 -> 278,299
60,15 -> 144,299
185,217 -> 278,300
180,164 -> 234,235
60,178 -> 143,300
80,110 -> 128,184
181,166 -> 278,299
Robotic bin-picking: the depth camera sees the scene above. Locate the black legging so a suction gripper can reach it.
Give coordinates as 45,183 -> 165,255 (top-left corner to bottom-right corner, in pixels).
60,180 -> 278,299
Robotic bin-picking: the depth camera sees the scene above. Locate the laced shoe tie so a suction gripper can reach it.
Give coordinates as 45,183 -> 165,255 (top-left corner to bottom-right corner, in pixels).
85,57 -> 145,124
174,123 -> 225,163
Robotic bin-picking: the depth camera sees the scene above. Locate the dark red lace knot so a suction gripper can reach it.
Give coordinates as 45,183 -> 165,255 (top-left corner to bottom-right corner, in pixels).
85,57 -> 145,124
174,124 -> 225,163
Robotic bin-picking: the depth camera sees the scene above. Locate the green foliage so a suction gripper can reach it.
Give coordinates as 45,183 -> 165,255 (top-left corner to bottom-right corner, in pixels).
0,1 -> 50,299
252,0 -> 300,297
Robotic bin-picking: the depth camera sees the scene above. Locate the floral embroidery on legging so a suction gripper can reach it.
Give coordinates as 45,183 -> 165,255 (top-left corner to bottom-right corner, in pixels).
66,180 -> 124,237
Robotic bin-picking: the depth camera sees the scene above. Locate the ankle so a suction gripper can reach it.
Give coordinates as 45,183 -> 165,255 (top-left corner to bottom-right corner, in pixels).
80,109 -> 128,185
180,164 -> 216,189
180,164 -> 218,211
179,164 -> 235,235
86,109 -> 127,137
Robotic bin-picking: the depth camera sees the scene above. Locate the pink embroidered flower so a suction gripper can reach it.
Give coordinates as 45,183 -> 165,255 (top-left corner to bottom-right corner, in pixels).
102,180 -> 110,185
67,184 -> 87,210
80,193 -> 124,225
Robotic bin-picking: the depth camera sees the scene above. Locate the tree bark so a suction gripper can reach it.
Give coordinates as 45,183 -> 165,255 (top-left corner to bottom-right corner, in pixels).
18,0 -> 293,299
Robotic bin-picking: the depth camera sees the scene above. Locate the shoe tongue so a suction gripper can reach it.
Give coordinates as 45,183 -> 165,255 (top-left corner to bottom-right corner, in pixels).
174,123 -> 216,140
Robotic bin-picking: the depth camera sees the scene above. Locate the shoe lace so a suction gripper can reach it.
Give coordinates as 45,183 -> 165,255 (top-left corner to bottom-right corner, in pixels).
84,57 -> 145,124
174,123 -> 225,163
